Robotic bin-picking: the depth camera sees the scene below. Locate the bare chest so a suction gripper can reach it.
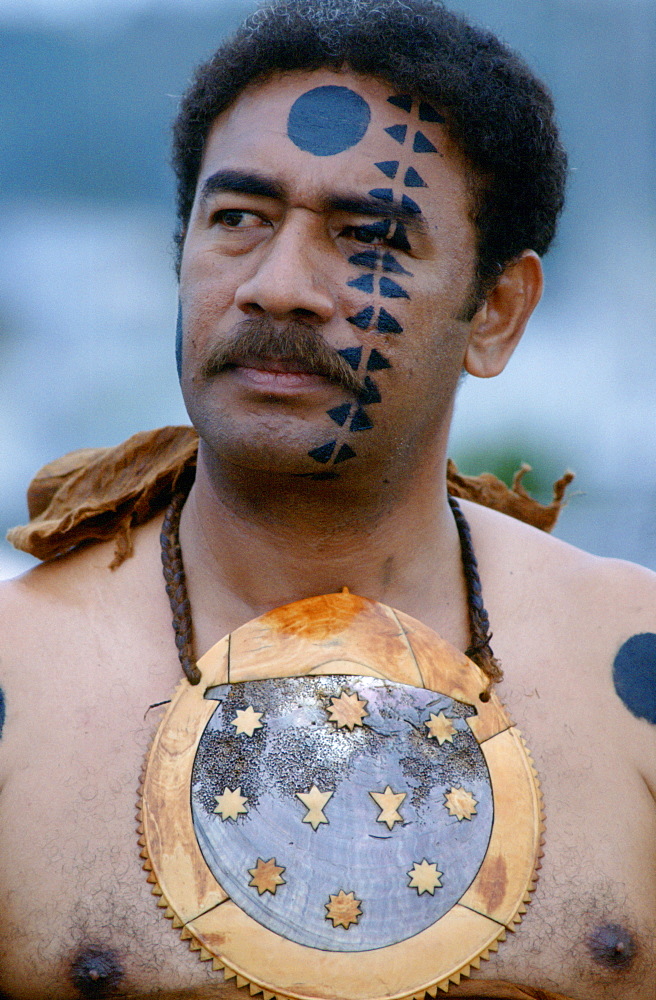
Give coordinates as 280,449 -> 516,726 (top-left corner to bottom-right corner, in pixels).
0,640 -> 653,1000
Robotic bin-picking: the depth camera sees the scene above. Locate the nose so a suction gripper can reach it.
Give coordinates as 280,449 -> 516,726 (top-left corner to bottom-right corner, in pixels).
234,214 -> 335,323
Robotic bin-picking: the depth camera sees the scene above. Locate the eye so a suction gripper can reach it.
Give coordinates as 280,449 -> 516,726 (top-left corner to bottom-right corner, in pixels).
341,219 -> 393,246
212,209 -> 265,229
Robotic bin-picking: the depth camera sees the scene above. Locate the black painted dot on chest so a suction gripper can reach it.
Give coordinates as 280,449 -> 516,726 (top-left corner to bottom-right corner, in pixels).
70,947 -> 124,998
287,86 -> 371,156
613,632 -> 656,724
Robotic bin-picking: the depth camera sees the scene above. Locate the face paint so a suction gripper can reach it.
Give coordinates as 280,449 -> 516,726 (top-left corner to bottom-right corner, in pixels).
404,166 -> 428,188
175,301 -> 183,381
366,350 -> 391,371
375,160 -> 399,179
287,86 -> 371,157
327,403 -> 352,427
413,131 -> 439,154
612,632 -> 656,724
379,277 -> 409,299
182,71 -> 473,484
306,92 -> 446,471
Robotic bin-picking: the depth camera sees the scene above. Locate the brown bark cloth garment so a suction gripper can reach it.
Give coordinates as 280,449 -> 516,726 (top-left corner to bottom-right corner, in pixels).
7,426 -> 577,1000
7,425 -> 574,566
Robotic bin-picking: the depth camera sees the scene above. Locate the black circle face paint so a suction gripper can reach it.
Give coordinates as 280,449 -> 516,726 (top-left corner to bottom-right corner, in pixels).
612,632 -> 656,724
287,86 -> 371,156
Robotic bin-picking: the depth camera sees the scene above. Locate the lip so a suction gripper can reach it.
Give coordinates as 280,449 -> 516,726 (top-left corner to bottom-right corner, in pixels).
221,359 -> 334,394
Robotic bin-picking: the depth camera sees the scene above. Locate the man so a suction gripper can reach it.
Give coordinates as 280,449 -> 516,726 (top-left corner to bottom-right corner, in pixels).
0,1 -> 654,998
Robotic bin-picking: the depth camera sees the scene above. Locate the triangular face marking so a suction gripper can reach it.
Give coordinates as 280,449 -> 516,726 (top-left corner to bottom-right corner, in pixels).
381,252 -> 412,276
334,443 -> 357,464
369,188 -> 394,202
401,194 -> 421,215
413,130 -> 438,153
338,346 -> 363,369
377,308 -> 403,334
347,273 -> 374,293
308,441 -> 336,463
349,407 -> 374,432
419,101 -> 445,122
349,250 -> 379,270
359,376 -> 382,404
388,223 -> 411,253
404,166 -> 427,187
366,349 -> 391,371
385,124 -> 407,144
327,403 -> 352,427
387,94 -> 413,112
375,160 -> 399,179
347,306 -> 374,330
379,276 -> 409,299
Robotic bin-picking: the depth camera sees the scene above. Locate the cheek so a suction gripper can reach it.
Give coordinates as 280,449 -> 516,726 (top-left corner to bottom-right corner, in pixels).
178,257 -> 241,345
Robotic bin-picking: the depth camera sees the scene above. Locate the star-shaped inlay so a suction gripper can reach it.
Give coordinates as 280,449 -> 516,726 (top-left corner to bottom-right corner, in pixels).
407,859 -> 443,895
296,785 -> 334,830
444,786 -> 477,821
231,705 -> 263,736
327,690 -> 368,730
425,711 -> 457,745
248,857 -> 286,895
325,890 -> 362,929
213,786 -> 248,821
369,785 -> 406,829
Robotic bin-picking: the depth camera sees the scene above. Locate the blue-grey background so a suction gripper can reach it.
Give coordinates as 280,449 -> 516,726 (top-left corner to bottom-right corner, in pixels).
1,0 -> 655,578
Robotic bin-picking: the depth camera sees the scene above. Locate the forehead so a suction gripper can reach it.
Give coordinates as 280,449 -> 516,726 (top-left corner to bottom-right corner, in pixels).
197,69 -> 472,219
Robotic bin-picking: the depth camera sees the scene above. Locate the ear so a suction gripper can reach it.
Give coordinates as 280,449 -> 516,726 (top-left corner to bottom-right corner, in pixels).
464,250 -> 543,378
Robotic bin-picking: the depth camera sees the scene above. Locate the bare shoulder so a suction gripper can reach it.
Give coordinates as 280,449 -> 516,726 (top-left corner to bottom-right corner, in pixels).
0,515 -> 171,768
464,499 -> 656,762
465,497 -> 656,624
0,515 -> 165,642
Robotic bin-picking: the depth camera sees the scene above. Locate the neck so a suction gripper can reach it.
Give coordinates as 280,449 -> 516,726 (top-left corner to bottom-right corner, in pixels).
177,443 -> 471,658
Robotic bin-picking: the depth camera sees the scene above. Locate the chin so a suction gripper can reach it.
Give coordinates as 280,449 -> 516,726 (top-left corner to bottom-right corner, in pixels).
194,421 -> 331,478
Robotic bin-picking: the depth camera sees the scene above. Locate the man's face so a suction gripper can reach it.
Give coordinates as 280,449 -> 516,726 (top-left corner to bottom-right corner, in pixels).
178,69 -> 479,483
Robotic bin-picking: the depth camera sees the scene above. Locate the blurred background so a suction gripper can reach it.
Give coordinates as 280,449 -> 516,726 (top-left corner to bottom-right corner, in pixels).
1,0 -> 655,579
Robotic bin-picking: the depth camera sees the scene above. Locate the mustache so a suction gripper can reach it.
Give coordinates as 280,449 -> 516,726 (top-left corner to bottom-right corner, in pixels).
199,318 -> 367,397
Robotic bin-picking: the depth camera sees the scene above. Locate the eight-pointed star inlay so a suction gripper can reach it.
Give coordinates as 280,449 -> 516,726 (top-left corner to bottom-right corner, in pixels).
444,786 -> 478,821
327,690 -> 369,730
425,711 -> 457,745
248,857 -> 286,895
407,859 -> 443,895
325,890 -> 362,929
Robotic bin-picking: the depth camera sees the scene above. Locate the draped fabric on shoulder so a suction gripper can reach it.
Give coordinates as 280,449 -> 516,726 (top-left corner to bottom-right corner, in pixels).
7,425 -> 573,568
7,426 -> 198,568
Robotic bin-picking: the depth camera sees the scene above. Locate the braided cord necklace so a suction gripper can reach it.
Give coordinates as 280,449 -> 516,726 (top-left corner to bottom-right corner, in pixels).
160,487 -> 502,692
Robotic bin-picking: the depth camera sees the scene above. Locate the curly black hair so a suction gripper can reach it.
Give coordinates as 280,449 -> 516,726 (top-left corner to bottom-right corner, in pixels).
172,0 -> 567,294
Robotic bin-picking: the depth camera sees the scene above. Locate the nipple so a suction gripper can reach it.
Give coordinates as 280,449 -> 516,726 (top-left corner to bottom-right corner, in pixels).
70,946 -> 124,997
587,923 -> 636,971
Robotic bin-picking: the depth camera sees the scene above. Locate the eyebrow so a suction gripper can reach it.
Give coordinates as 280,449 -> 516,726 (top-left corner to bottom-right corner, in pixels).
199,170 -> 286,204
199,170 -> 427,233
326,194 -> 425,231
